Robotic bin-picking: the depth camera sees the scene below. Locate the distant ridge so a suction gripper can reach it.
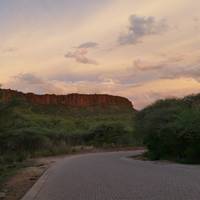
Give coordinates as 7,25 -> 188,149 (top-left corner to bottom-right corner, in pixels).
0,89 -> 133,109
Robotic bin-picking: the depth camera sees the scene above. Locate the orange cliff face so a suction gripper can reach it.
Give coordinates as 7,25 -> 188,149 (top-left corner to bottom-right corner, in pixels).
0,89 -> 134,109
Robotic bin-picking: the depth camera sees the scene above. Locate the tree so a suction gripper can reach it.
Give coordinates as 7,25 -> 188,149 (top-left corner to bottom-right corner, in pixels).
136,95 -> 200,163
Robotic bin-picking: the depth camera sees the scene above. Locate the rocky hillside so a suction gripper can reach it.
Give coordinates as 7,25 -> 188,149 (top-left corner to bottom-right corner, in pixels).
0,89 -> 133,109
0,88 -> 135,136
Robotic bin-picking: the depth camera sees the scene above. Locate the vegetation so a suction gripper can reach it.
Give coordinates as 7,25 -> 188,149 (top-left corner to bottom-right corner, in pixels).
84,123 -> 136,147
136,94 -> 200,163
2,85 -> 200,184
0,91 -> 136,181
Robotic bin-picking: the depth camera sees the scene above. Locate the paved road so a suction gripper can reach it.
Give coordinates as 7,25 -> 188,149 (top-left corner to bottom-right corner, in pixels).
22,151 -> 200,200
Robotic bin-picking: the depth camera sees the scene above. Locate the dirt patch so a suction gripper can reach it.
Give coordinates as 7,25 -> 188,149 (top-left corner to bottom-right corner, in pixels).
0,158 -> 60,200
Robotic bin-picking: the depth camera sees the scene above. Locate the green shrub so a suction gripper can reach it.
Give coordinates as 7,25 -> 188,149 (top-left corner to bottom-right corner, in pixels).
136,95 -> 200,163
84,123 -> 134,147
0,92 -> 136,176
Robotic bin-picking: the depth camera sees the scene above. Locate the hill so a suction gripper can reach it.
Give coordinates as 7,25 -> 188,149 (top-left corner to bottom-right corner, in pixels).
0,89 -> 136,163
0,89 -> 133,108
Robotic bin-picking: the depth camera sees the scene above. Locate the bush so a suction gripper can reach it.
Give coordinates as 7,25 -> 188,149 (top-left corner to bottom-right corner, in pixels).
136,96 -> 200,163
84,123 -> 134,147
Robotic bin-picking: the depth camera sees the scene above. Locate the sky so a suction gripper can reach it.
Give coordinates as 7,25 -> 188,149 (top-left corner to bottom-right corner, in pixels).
1,0 -> 200,109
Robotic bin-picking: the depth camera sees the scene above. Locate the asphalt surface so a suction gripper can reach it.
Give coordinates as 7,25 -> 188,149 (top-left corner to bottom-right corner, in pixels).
22,150 -> 200,200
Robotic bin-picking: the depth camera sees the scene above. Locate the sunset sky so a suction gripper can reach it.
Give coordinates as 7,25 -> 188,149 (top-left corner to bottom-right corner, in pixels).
1,0 -> 200,109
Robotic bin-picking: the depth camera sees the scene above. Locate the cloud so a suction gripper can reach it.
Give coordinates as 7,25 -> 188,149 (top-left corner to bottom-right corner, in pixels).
119,15 -> 168,45
4,69 -> 200,110
137,54 -> 200,82
65,42 -> 98,65
161,65 -> 200,81
133,59 -> 164,71
65,48 -> 98,65
136,57 -> 200,82
49,70 -> 103,83
104,53 -> 200,86
78,42 -> 98,49
5,72 -> 120,97
7,73 -> 64,94
14,73 -> 44,84
193,17 -> 200,30
1,47 -> 18,54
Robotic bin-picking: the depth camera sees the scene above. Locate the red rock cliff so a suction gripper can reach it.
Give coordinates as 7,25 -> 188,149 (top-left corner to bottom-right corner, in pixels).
0,89 -> 133,109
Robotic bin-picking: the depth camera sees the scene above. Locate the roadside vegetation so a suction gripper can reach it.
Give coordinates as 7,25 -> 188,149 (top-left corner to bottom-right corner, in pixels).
136,94 -> 200,164
1,87 -> 200,187
0,90 -> 136,184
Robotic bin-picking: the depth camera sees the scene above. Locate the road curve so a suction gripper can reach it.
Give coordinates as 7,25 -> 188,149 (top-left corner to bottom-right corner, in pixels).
22,150 -> 200,200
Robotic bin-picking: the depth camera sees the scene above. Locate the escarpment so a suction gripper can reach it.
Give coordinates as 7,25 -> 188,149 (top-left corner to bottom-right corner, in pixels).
0,89 -> 134,109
